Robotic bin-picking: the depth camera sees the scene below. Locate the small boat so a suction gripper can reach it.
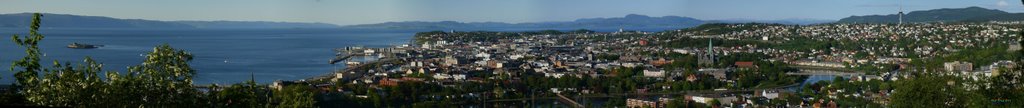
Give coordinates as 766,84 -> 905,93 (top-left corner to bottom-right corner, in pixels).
67,43 -> 102,49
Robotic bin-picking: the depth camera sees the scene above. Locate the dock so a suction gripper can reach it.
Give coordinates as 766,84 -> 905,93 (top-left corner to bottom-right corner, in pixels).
329,46 -> 400,64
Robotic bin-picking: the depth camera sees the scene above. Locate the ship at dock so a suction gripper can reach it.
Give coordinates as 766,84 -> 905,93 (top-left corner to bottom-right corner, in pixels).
67,43 -> 103,49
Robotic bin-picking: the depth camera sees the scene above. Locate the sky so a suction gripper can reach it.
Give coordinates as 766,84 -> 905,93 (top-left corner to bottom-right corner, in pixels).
1,0 -> 1022,25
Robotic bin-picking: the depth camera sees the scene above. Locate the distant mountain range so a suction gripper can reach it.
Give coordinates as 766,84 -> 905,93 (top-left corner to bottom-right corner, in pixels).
0,13 -> 340,29
0,13 -> 827,30
707,18 -> 835,25
343,14 -> 844,31
837,7 -> 1024,23
2,7 -> 1018,30
343,14 -> 706,30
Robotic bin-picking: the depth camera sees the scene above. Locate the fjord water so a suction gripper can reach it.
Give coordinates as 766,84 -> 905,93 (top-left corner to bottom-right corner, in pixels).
0,28 -> 413,84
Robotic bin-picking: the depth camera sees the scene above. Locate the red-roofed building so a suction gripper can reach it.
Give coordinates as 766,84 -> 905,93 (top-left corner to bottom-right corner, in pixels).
379,79 -> 399,87
650,58 -> 674,67
686,74 -> 698,82
735,61 -> 755,69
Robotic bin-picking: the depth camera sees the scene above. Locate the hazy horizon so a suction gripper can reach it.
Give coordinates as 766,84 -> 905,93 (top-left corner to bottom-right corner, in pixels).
2,0 -> 1022,25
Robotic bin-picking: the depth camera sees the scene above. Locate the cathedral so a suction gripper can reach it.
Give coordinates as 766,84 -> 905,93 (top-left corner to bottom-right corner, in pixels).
698,38 -> 716,66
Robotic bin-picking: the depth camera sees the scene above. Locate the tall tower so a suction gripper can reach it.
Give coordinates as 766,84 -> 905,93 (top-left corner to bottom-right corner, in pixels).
897,0 -> 904,26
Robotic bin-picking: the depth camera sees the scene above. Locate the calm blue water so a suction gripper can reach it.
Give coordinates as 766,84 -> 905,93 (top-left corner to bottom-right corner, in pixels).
0,27 -> 683,85
0,28 -> 414,84
785,75 -> 845,91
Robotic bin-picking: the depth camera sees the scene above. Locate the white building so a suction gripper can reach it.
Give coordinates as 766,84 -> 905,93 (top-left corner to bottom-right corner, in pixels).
452,74 -> 466,81
943,61 -> 973,72
443,57 -> 459,66
332,73 -> 345,82
643,69 -> 665,77
688,95 -> 737,105
626,98 -> 658,108
793,60 -> 847,68
433,73 -> 452,80
758,90 -> 779,99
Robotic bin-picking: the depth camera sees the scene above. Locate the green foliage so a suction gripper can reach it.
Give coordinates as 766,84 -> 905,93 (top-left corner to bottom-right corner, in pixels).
731,62 -> 802,88
659,53 -> 697,71
890,74 -> 984,107
8,43 -> 207,107
274,85 -> 316,108
800,78 -> 889,107
26,58 -> 108,107
5,13 -> 41,106
708,99 -> 720,107
974,62 -> 1024,107
210,79 -> 271,108
6,13 -> 116,107
767,37 -> 836,52
661,37 -> 752,48
411,101 -> 447,108
10,13 -> 44,89
602,98 -> 625,108
102,44 -> 202,107
7,14 -> 210,107
664,99 -> 707,108
911,45 -> 1018,70
594,54 -> 620,61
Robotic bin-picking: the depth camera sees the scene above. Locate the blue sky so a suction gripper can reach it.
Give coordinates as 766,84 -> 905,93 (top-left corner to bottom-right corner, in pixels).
1,0 -> 1022,25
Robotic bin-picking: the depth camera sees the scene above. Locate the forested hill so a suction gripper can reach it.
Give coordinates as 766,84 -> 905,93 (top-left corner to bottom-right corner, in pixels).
837,7 -> 1024,23
0,13 -> 340,29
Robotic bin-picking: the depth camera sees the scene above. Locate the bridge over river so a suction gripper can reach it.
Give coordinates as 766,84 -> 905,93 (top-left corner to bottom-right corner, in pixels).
786,69 -> 865,76
786,65 -> 866,76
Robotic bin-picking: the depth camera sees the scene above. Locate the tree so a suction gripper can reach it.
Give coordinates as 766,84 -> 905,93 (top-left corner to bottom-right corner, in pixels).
3,13 -> 313,107
27,58 -> 107,107
4,13 -> 43,106
6,13 -> 113,107
977,67 -> 1023,107
104,44 -> 201,107
889,74 -> 983,107
975,38 -> 1024,107
708,99 -> 720,107
274,85 -> 316,108
10,13 -> 44,91
8,13 -> 119,107
211,76 -> 271,108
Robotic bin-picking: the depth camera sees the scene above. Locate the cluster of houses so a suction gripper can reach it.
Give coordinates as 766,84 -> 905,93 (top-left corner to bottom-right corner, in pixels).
297,22 -> 1023,107
620,90 -> 835,108
661,23 -> 1021,77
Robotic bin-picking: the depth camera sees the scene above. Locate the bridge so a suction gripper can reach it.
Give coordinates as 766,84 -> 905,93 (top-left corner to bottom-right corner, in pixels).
786,66 -> 866,76
555,93 -> 584,108
786,69 -> 865,76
